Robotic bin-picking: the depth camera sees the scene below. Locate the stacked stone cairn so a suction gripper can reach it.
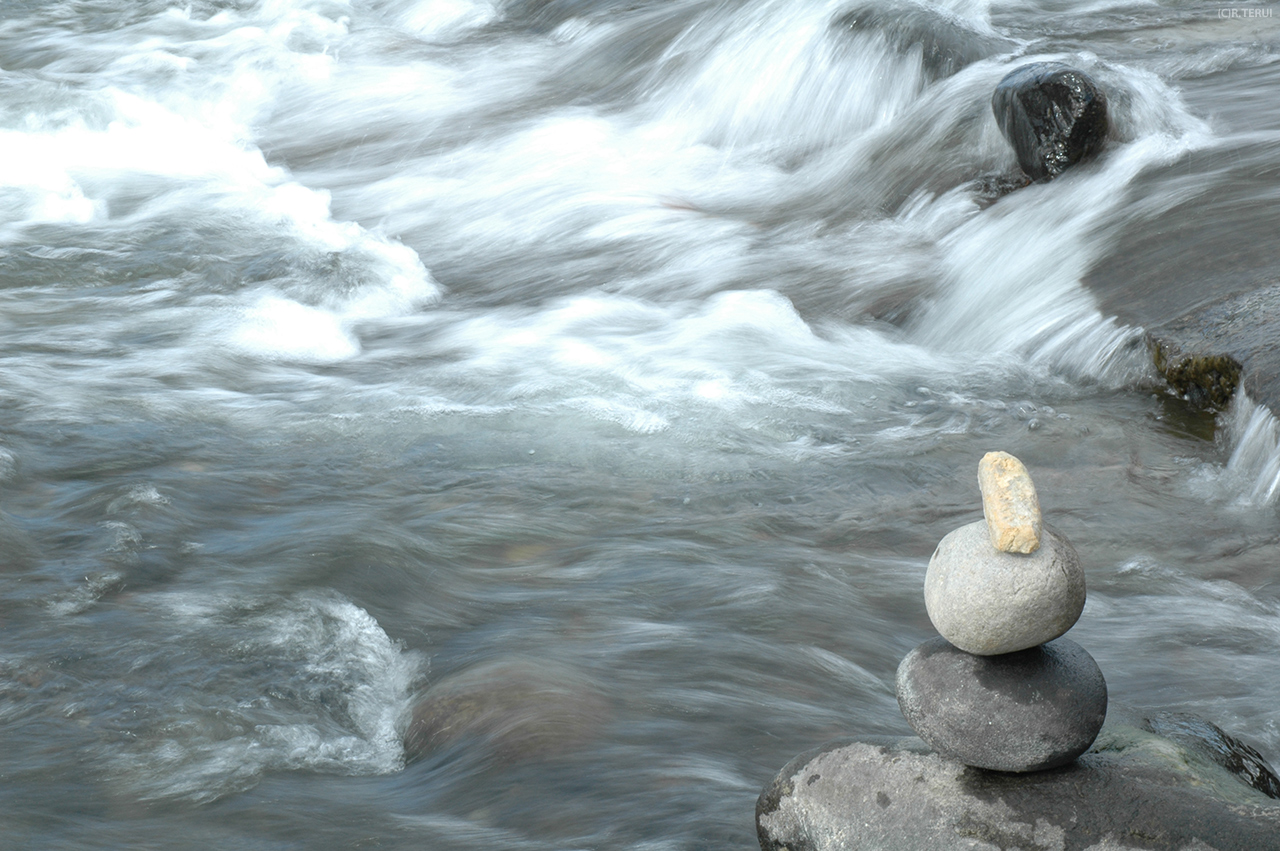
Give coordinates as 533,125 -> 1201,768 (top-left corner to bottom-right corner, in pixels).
895,451 -> 1108,772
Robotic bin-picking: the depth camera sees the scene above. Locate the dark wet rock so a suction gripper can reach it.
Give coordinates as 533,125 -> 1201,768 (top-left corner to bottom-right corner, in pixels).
969,171 -> 1032,208
756,707 -> 1280,851
405,658 -> 610,763
992,63 -> 1109,182
1144,712 -> 1280,800
833,4 -> 1012,80
896,637 -> 1107,772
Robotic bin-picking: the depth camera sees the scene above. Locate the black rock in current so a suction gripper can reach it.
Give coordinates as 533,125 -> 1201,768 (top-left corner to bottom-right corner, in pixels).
896,636 -> 1107,772
991,62 -> 1109,182
1145,712 -> 1280,800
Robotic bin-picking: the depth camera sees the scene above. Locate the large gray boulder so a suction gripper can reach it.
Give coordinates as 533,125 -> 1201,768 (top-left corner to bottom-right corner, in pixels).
992,63 -> 1109,183
756,707 -> 1280,851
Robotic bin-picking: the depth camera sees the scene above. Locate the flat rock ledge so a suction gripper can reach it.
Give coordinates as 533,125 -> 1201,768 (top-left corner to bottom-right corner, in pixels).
756,708 -> 1280,851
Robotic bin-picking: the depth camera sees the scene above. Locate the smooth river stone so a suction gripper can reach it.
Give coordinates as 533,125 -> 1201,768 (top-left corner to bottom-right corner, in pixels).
925,519 -> 1084,655
896,636 -> 1107,773
977,450 -> 1041,553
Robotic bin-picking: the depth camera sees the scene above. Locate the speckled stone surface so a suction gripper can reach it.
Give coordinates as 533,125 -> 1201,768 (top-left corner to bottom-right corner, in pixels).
991,62 -> 1108,183
757,706 -> 1280,851
977,450 -> 1042,554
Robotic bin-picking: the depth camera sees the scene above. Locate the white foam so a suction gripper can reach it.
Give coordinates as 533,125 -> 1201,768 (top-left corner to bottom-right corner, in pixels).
656,0 -> 926,149
106,484 -> 170,515
408,288 -> 984,446
370,109 -> 756,261
0,1 -> 438,365
1190,392 -> 1280,507
393,0 -> 499,39
230,293 -> 363,362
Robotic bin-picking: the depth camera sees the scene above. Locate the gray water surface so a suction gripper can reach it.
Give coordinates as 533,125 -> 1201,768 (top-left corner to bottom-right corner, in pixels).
1,1 -> 1279,848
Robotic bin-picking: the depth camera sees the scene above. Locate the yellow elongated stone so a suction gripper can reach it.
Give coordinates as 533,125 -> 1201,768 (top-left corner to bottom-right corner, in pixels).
978,451 -> 1041,553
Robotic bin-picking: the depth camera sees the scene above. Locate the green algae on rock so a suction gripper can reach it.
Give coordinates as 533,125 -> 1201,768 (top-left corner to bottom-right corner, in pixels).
1151,340 -> 1242,410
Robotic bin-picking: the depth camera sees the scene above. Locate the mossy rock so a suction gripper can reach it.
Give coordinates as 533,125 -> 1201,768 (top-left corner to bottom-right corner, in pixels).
1152,340 -> 1242,410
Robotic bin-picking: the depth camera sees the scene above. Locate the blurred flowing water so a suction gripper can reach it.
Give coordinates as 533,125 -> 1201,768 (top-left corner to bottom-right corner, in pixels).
1,1 -> 1279,848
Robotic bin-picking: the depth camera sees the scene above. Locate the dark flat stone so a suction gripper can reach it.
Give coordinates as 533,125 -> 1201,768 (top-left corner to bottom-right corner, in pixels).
757,707 -> 1280,851
896,636 -> 1107,772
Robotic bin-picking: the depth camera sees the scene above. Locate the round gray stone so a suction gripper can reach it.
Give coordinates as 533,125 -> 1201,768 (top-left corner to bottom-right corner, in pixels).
924,519 -> 1085,655
896,636 -> 1107,772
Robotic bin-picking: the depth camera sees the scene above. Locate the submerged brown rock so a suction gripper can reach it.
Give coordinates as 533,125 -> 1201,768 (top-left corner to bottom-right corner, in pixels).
405,658 -> 610,763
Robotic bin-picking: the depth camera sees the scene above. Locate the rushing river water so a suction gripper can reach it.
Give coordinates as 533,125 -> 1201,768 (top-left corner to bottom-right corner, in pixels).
2,0 -> 1279,848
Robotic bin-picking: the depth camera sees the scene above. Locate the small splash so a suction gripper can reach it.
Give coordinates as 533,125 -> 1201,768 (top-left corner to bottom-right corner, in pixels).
47,570 -> 128,617
230,293 -> 363,362
1212,393 -> 1280,506
102,590 -> 421,803
106,484 -> 170,515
